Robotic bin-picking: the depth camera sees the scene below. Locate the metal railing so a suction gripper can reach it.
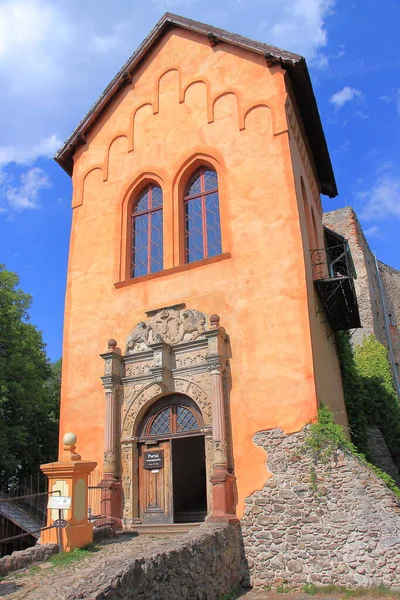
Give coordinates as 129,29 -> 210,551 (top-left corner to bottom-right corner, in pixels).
311,242 -> 357,281
0,489 -> 61,557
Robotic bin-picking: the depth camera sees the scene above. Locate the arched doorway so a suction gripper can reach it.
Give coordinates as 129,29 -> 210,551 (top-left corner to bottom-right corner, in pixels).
137,394 -> 207,524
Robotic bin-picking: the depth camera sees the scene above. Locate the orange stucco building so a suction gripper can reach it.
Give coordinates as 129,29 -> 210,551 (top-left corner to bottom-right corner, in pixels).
56,14 -> 357,525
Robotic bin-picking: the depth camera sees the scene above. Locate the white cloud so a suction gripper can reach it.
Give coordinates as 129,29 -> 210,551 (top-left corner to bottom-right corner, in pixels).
358,175 -> 400,221
1,167 -> 51,211
255,0 -> 334,67
379,89 -> 400,117
0,0 -> 338,211
0,0 -> 337,155
330,86 -> 362,109
333,140 -> 350,154
0,135 -> 62,167
396,91 -> 400,116
363,225 -> 385,239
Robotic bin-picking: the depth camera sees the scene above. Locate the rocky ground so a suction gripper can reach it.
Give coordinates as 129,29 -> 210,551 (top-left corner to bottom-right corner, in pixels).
0,534 -> 398,600
0,533 -> 174,599
238,594 -> 399,600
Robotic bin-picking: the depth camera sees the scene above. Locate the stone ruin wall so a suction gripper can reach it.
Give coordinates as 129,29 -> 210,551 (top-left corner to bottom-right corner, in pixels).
323,207 -> 400,386
241,427 -> 400,589
66,522 -> 242,600
378,261 -> 400,375
323,207 -> 400,472
322,207 -> 387,348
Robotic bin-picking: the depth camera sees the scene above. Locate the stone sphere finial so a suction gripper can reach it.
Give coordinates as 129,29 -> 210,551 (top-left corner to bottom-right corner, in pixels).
63,432 -> 77,447
63,432 -> 81,461
107,339 -> 117,351
209,314 -> 220,329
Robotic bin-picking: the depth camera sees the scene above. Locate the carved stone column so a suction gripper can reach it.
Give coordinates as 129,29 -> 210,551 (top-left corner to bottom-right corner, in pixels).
205,315 -> 237,522
210,363 -> 227,448
100,339 -> 123,527
103,383 -> 118,477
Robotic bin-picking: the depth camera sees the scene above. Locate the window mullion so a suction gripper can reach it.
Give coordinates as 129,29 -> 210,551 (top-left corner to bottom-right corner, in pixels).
171,406 -> 177,434
148,211 -> 152,274
200,171 -> 208,259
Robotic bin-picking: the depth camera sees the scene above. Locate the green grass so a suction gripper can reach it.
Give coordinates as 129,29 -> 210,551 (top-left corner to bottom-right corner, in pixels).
218,593 -> 236,600
302,583 -> 400,598
49,543 -> 99,568
277,582 -> 291,593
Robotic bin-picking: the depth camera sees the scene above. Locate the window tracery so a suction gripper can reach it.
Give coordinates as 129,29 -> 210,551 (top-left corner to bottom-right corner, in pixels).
184,167 -> 222,263
131,183 -> 163,277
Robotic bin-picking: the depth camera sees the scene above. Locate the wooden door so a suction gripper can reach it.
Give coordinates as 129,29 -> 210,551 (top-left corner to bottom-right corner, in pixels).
139,441 -> 173,524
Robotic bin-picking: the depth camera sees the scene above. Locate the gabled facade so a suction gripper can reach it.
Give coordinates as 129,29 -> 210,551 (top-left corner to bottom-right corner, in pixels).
57,14 -> 354,525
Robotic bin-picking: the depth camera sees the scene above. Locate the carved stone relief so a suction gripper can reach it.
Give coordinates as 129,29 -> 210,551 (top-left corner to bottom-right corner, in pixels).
126,307 -> 206,352
175,377 -> 212,423
122,382 -> 164,438
124,361 -> 152,378
107,307 -> 232,521
175,349 -> 208,369
121,444 -> 133,519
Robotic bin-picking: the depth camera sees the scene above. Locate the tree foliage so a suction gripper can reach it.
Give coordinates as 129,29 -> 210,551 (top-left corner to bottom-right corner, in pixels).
337,333 -> 400,470
0,265 -> 60,487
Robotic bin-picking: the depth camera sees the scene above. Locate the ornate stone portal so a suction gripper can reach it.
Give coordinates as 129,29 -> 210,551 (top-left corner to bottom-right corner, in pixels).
100,305 -> 237,525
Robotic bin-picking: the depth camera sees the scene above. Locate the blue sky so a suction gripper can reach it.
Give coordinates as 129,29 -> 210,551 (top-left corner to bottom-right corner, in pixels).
0,0 -> 399,361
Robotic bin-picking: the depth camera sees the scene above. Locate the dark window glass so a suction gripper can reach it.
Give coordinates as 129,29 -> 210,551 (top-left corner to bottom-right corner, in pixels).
149,408 -> 170,435
184,168 -> 222,263
131,184 -> 163,277
177,406 -> 199,432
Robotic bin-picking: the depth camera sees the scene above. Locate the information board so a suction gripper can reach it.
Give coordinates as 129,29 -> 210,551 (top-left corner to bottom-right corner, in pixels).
143,450 -> 164,469
47,496 -> 71,510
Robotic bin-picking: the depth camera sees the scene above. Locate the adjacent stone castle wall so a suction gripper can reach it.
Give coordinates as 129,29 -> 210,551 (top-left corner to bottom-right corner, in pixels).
322,207 -> 386,349
241,427 -> 400,589
379,261 -> 400,375
323,207 -> 400,391
367,426 -> 400,485
67,523 -> 242,600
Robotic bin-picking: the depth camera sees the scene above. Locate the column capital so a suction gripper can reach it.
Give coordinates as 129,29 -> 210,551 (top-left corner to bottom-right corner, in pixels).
121,436 -> 139,445
101,376 -> 121,392
99,350 -> 124,362
206,356 -> 225,374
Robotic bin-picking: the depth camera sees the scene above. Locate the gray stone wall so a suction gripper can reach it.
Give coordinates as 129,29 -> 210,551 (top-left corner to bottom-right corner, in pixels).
241,427 -> 400,589
379,261 -> 400,370
322,207 -> 387,348
0,543 -> 58,576
67,522 -> 243,600
367,426 -> 400,485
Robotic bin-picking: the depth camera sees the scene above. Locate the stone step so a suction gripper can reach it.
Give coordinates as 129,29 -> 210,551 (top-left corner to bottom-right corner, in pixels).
127,522 -> 202,536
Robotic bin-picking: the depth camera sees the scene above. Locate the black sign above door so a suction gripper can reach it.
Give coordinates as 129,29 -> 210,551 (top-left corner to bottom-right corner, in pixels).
143,450 -> 164,469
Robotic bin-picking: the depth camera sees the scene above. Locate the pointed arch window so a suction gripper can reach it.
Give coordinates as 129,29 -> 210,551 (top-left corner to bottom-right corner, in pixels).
131,183 -> 163,277
184,167 -> 222,263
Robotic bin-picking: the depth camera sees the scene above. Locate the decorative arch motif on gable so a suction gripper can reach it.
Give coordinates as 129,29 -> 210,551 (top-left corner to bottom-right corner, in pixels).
74,63 -> 280,206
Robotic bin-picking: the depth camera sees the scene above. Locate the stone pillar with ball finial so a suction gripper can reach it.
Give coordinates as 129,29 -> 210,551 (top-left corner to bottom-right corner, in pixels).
99,338 -> 123,527
204,314 -> 237,522
40,433 -> 97,551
